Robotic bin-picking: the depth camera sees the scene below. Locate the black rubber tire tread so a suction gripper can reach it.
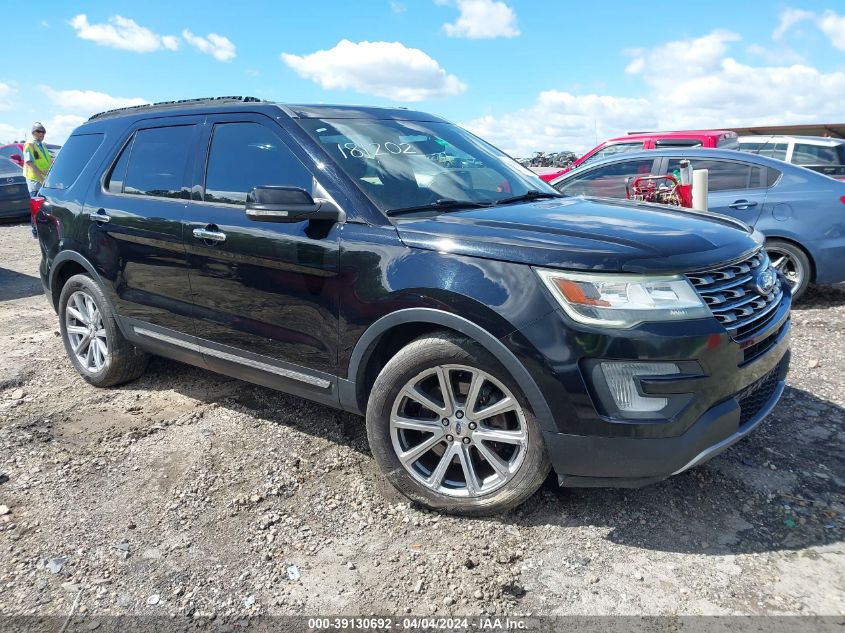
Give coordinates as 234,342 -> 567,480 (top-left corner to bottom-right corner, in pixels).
58,274 -> 149,387
765,239 -> 812,301
366,331 -> 550,516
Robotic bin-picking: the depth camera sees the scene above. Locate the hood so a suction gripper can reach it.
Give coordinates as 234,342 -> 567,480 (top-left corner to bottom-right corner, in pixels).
395,197 -> 761,274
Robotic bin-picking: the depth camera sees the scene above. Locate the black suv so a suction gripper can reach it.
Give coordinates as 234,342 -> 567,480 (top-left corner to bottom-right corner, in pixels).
35,97 -> 791,515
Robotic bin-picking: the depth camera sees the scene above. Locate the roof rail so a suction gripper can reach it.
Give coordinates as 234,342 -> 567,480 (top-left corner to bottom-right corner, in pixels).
88,96 -> 265,121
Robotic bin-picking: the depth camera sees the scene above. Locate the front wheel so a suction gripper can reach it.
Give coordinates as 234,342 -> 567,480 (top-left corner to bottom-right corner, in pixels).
765,239 -> 811,300
366,332 -> 550,516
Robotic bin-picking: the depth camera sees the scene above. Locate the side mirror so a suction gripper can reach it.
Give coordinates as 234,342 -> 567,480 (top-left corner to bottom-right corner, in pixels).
245,186 -> 344,223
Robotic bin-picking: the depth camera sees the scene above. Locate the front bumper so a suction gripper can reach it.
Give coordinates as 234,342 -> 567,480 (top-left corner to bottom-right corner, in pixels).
503,286 -> 791,486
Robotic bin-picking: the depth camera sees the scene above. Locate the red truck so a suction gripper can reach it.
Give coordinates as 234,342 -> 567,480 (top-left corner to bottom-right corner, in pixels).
538,129 -> 739,182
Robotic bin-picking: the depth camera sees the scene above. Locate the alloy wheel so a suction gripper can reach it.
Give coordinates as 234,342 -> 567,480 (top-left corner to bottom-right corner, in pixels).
766,246 -> 803,292
389,364 -> 528,498
65,290 -> 108,373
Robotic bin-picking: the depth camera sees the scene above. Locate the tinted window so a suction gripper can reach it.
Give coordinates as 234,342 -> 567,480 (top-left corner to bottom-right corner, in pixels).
42,133 -> 104,190
581,142 -> 643,166
105,138 -> 132,194
666,158 -> 763,191
0,146 -> 19,161
654,139 -> 702,148
792,143 -> 842,166
739,142 -> 788,161
204,122 -> 312,205
123,126 -> 194,198
555,159 -> 655,198
766,168 -> 782,187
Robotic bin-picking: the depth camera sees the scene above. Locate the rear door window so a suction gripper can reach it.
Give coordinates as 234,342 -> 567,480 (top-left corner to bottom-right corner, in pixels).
666,158 -> 764,191
555,158 -> 656,198
42,133 -> 104,190
739,142 -> 788,161
123,125 -> 194,199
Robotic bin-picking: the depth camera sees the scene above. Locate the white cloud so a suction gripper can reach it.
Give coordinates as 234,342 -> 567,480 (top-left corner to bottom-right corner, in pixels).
182,29 -> 236,61
390,1 -> 407,14
440,0 -> 519,39
746,44 -> 804,65
819,10 -> 845,51
773,8 -> 815,40
43,115 -> 89,145
465,29 -> 845,157
42,88 -> 147,113
625,30 -> 740,79
0,82 -> 14,111
463,92 -> 656,157
69,14 -> 179,53
0,123 -> 25,144
281,39 -> 466,101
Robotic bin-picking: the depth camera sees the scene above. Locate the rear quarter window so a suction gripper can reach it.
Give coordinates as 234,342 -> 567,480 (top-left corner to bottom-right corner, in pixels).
42,133 -> 104,190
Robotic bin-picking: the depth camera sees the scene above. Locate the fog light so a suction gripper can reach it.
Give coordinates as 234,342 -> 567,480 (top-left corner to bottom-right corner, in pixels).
600,362 -> 680,413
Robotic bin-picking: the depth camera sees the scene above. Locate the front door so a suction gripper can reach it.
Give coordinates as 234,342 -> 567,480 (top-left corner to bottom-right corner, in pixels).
83,118 -> 201,334
183,114 -> 341,400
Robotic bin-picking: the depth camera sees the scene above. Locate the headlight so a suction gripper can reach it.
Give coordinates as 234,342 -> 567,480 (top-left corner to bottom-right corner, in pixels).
535,268 -> 711,327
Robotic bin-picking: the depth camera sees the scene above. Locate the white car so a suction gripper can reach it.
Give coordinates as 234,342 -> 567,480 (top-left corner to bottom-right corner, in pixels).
737,135 -> 845,180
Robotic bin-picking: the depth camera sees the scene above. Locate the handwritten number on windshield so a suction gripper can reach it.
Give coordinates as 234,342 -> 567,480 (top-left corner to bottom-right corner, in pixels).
336,142 -> 418,159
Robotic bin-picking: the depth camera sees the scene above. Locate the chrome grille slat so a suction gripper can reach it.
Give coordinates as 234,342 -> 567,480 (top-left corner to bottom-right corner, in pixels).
686,249 -> 783,340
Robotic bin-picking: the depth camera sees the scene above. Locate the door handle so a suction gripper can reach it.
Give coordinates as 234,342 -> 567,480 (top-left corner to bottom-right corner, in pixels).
193,227 -> 227,243
728,200 -> 758,210
89,209 -> 110,223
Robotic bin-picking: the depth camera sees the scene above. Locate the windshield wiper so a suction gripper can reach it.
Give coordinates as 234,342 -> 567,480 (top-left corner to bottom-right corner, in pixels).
386,199 -> 493,217
493,189 -> 564,206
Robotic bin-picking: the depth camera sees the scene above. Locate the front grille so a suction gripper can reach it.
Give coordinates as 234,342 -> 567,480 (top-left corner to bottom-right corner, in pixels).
686,249 -> 783,340
737,360 -> 784,426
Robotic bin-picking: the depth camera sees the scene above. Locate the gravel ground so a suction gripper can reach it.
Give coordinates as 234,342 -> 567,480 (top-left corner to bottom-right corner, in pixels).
0,220 -> 843,618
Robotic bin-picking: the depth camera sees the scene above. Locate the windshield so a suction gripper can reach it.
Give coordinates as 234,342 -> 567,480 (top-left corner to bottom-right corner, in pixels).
297,118 -> 556,213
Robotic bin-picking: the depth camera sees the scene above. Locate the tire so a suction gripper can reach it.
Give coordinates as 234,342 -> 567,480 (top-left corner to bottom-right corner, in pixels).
366,332 -> 550,516
765,239 -> 811,301
58,273 -> 149,387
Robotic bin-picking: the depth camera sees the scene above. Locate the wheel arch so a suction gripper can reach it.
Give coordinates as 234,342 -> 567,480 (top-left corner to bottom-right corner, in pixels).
341,308 -> 556,434
764,235 -> 816,283
49,251 -> 107,311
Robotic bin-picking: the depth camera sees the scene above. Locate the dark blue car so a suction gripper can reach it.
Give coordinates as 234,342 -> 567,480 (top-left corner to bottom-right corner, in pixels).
551,148 -> 845,299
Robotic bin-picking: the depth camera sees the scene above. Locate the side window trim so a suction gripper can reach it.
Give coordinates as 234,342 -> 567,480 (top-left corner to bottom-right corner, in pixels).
101,133 -> 135,195
96,117 -> 203,202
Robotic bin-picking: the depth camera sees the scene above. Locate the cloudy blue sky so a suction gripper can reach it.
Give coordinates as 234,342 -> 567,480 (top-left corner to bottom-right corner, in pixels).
1,1 -> 844,156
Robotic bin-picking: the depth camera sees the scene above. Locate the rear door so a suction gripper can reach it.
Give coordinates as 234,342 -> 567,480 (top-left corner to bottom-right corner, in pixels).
83,117 -> 201,334
182,113 -> 341,399
663,157 -> 767,225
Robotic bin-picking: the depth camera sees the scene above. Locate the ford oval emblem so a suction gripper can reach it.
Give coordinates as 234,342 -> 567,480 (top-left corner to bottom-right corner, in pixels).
755,268 -> 777,296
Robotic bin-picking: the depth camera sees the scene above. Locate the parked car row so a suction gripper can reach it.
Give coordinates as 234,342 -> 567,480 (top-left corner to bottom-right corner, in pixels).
0,141 -> 61,168
550,148 -> 845,299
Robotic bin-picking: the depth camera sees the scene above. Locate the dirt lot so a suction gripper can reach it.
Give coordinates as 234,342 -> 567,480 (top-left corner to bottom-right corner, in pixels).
0,220 -> 843,619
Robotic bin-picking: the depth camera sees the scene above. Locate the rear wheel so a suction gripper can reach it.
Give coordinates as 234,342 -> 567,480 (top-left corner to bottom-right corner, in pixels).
366,332 -> 550,515
765,239 -> 811,300
58,274 -> 149,387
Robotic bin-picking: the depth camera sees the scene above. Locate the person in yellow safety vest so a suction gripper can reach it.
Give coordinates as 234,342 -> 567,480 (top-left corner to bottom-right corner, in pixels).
23,122 -> 53,197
